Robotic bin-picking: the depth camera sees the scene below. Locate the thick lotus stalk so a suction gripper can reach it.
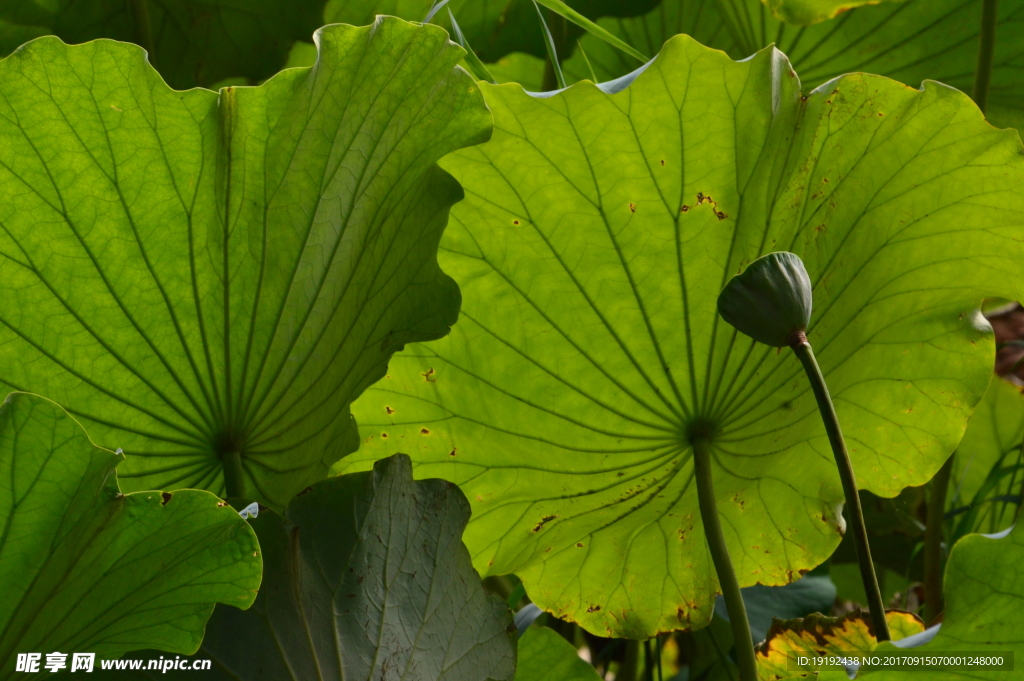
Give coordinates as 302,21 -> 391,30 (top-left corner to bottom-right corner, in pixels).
924,454 -> 955,624
128,0 -> 155,62
222,451 -> 246,499
690,432 -> 760,681
971,0 -> 999,113
717,251 -> 891,642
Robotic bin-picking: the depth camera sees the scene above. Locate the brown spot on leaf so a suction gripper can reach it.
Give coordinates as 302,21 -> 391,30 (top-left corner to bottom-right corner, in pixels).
532,515 -> 558,532
420,428 -> 430,435
576,542 -> 584,548
161,492 -> 172,505
587,605 -> 602,613
629,203 -> 636,213
421,367 -> 436,382
385,406 -> 395,414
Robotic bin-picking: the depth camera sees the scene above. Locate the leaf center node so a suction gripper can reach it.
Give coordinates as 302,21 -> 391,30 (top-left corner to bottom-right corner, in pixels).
685,417 -> 720,446
213,429 -> 246,460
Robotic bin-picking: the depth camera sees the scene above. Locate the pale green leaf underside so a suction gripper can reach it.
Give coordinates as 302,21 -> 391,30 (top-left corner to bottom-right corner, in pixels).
342,35 -> 1024,637
0,393 -> 260,674
559,0 -> 1024,131
142,455 -> 516,681
0,0 -> 326,89
515,627 -> 601,681
868,523 -> 1024,680
0,19 -> 490,508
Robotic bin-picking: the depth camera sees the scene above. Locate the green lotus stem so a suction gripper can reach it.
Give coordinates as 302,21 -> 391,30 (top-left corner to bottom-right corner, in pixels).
924,453 -> 954,624
618,639 -> 642,681
128,0 -> 155,64
971,0 -> 998,112
692,437 -> 759,681
222,451 -> 246,499
791,339 -> 890,642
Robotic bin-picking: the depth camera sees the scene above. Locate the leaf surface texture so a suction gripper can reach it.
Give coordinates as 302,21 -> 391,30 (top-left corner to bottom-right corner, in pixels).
0,19 -> 490,507
344,35 -> 1024,636
0,393 -> 261,672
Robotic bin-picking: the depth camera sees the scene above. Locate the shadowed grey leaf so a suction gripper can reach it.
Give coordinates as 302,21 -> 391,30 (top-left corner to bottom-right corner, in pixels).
128,454 -> 516,681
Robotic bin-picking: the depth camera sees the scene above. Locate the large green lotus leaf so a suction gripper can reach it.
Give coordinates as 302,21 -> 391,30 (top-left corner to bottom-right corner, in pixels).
515,627 -> 600,681
339,35 -> 1024,637
323,0 -> 660,63
866,524 -> 1024,680
560,0 -> 733,86
944,376 -> 1023,541
0,0 -> 326,89
0,19 -> 489,509
488,53 -> 549,92
126,454 -> 516,681
763,0 -> 909,25
950,377 -> 1023,510
559,0 -> 1024,131
0,392 -> 261,672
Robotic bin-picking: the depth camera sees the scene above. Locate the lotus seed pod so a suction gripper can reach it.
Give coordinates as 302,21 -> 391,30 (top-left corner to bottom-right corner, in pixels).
717,252 -> 813,347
